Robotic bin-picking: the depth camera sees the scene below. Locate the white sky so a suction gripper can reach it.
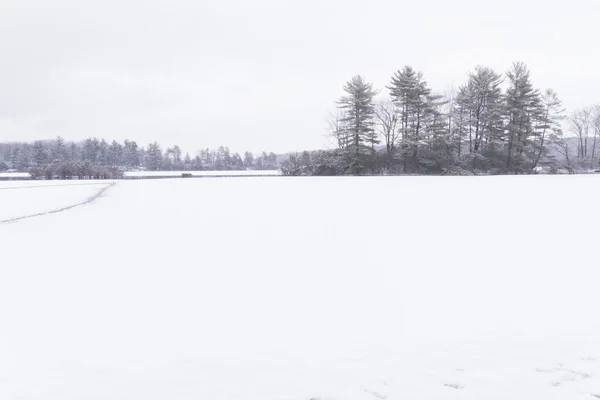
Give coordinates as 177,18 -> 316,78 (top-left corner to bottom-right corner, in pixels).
1,0 -> 599,154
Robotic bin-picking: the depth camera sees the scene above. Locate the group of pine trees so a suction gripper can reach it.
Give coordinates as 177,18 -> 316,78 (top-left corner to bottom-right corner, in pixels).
282,62 -> 600,176
0,137 -> 280,179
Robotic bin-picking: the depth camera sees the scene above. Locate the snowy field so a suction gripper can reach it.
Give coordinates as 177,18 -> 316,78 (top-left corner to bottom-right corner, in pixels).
124,170 -> 281,178
0,181 -> 116,223
1,176 -> 599,400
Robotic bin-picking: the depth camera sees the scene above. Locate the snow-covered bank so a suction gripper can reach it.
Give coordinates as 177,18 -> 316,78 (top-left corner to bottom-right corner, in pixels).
123,170 -> 281,178
0,172 -> 31,180
1,176 -> 599,399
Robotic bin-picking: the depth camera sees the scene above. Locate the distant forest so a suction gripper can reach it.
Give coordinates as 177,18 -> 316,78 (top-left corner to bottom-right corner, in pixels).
0,138 -> 280,179
282,62 -> 600,176
3,62 -> 600,179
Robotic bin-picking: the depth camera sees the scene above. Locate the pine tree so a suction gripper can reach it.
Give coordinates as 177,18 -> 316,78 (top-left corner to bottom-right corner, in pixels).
452,83 -> 472,160
337,75 -> 377,174
388,66 -> 432,172
505,62 -> 541,172
146,142 -> 163,171
99,139 -> 109,165
420,92 -> 453,172
108,140 -> 123,166
52,136 -> 66,161
82,138 -> 96,162
231,152 -> 244,169
530,89 -> 564,172
454,67 -> 504,171
123,140 -> 140,167
243,152 -> 254,169
32,140 -> 48,167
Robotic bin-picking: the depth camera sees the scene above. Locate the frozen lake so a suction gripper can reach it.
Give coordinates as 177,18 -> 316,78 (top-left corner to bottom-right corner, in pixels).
1,176 -> 599,399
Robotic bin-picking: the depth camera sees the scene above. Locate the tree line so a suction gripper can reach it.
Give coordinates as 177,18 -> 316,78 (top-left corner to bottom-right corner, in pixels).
282,62 -> 600,176
0,137 -> 280,179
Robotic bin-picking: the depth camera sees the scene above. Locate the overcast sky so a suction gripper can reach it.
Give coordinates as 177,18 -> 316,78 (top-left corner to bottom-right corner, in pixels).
1,0 -> 599,154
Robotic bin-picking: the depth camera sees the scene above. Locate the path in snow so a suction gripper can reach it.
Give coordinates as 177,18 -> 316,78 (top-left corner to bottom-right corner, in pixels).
0,181 -> 117,224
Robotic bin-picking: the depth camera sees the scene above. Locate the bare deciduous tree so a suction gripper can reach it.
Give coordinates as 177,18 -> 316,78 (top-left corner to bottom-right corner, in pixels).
374,100 -> 399,167
555,138 -> 573,173
592,105 -> 600,167
569,107 -> 592,161
326,111 -> 348,150
530,89 -> 564,172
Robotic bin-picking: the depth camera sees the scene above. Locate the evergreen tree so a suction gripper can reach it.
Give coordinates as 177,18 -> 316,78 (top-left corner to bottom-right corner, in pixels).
123,140 -> 140,167
108,140 -> 123,166
454,67 -> 504,171
505,62 -> 541,172
337,75 -> 378,174
32,140 -> 48,167
388,66 -> 432,172
68,142 -> 79,161
52,136 -> 66,161
98,139 -> 109,165
243,151 -> 254,169
184,153 -> 192,170
231,152 -> 244,169
146,142 -> 163,171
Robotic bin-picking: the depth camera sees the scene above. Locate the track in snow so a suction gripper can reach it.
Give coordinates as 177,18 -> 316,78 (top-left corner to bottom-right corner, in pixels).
0,182 -> 117,224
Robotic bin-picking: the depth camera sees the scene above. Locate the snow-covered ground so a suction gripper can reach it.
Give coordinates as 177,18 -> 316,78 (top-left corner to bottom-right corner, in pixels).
124,170 -> 281,177
1,176 -> 599,400
0,181 -> 115,223
0,172 -> 31,179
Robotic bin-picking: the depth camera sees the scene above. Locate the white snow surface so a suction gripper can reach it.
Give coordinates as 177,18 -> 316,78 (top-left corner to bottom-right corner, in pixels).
0,172 -> 31,178
1,176 -> 600,400
124,170 -> 281,177
0,181 -> 115,222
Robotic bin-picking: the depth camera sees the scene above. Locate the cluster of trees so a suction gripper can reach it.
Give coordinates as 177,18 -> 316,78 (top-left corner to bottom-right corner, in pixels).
566,106 -> 600,171
0,137 -> 280,178
282,62 -> 600,176
143,143 -> 279,171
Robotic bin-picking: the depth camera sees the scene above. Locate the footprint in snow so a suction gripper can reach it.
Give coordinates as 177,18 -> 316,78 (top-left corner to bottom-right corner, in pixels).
444,383 -> 465,390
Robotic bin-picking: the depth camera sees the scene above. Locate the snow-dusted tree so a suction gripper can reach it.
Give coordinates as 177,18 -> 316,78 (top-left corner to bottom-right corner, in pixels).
505,62 -> 542,172
593,106 -> 600,167
231,152 -> 244,169
374,100 -> 399,169
68,142 -> 79,162
171,145 -> 182,164
82,137 -> 99,162
453,83 -> 474,159
388,66 -> 432,172
32,140 -> 48,167
108,140 -> 123,166
530,89 -> 564,172
98,139 -> 109,165
569,107 -> 595,168
243,151 -> 254,169
453,67 -> 504,171
326,111 -> 349,150
123,140 -> 140,167
420,92 -> 454,172
146,142 -> 163,171
470,67 -> 504,154
52,136 -> 67,161
183,153 -> 192,170
336,75 -> 378,174
164,145 -> 183,169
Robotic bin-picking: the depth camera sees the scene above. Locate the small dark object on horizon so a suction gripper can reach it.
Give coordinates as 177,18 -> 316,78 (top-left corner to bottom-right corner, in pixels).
181,173 -> 193,178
